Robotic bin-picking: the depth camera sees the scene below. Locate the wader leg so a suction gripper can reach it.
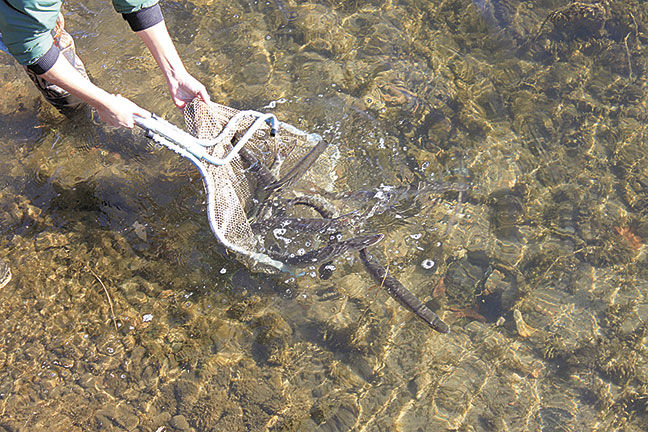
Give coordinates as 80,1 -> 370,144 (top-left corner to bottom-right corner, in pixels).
24,13 -> 90,115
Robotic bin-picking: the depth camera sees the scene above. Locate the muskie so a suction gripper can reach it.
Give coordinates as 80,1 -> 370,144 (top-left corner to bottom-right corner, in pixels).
264,139 -> 330,193
359,249 -> 449,333
252,211 -> 357,234
270,233 -> 383,267
277,195 -> 338,218
238,146 -> 278,187
238,147 -> 280,219
333,180 -> 469,204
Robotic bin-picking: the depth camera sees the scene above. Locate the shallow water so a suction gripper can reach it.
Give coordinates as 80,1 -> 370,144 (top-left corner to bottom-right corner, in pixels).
1,0 -> 648,431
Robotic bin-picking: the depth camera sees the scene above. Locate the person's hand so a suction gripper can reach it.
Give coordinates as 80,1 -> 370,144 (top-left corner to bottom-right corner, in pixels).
136,22 -> 211,109
94,94 -> 151,128
166,71 -> 210,109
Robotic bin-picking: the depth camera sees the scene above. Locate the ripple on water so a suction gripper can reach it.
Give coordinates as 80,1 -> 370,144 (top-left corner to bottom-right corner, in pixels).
1,0 -> 648,430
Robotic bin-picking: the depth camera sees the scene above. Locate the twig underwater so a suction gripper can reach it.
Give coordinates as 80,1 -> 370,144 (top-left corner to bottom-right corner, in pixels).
89,268 -> 118,331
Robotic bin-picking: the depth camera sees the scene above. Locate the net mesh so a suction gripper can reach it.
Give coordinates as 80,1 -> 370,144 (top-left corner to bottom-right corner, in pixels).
182,99 -> 324,271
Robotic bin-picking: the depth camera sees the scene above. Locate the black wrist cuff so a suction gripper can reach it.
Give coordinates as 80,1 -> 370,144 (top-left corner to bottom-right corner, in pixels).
123,3 -> 164,32
26,43 -> 60,75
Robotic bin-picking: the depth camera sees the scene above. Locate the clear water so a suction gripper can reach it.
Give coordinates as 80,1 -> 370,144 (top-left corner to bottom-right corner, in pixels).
1,0 -> 647,430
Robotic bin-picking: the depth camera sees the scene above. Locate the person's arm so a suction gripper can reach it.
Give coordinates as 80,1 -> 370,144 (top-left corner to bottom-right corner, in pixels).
40,54 -> 150,128
136,21 -> 210,109
115,1 -> 210,108
0,1 -> 150,128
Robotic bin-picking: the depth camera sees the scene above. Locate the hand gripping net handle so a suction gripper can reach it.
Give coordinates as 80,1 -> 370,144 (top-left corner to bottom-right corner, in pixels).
133,112 -> 278,166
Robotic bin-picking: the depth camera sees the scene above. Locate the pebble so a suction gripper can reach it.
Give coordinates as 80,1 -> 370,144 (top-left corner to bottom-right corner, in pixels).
513,309 -> 536,338
150,412 -> 172,429
78,373 -> 96,389
94,404 -> 140,431
170,414 -> 191,431
114,405 -> 140,431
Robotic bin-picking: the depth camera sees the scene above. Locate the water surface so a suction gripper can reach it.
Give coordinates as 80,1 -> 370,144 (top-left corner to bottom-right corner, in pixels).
1,0 -> 648,430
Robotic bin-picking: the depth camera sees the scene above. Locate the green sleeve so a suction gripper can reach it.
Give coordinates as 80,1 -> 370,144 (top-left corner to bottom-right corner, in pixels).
0,0 -> 60,66
111,0 -> 160,15
0,0 -> 161,67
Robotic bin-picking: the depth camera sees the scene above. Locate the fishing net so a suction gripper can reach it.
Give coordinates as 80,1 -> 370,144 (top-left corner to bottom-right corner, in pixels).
179,98 -> 328,272
135,99 -> 451,332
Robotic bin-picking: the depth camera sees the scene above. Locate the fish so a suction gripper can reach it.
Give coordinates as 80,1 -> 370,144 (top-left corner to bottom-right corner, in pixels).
241,138 -> 330,220
238,146 -> 278,188
238,146 -> 280,218
264,139 -> 330,194
251,211 -> 357,235
315,181 -> 467,220
253,210 -> 360,279
269,233 -> 383,267
333,180 -> 469,204
359,249 -> 449,333
273,195 -> 339,219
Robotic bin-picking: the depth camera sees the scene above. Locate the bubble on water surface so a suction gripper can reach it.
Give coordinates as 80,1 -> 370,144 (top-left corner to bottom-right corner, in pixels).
421,259 -> 435,270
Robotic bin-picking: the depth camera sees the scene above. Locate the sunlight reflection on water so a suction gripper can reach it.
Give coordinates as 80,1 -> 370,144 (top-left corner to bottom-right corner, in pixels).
0,0 -> 647,430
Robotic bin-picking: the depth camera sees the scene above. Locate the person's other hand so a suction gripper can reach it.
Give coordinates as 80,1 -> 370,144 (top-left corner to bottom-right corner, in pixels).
167,71 -> 210,109
95,94 -> 151,128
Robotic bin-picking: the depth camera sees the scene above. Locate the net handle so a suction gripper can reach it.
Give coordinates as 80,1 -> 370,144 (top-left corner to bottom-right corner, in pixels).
133,112 -> 278,166
132,116 -> 291,273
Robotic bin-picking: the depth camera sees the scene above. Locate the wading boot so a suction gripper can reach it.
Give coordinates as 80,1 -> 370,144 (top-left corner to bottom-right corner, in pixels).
24,13 -> 90,116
